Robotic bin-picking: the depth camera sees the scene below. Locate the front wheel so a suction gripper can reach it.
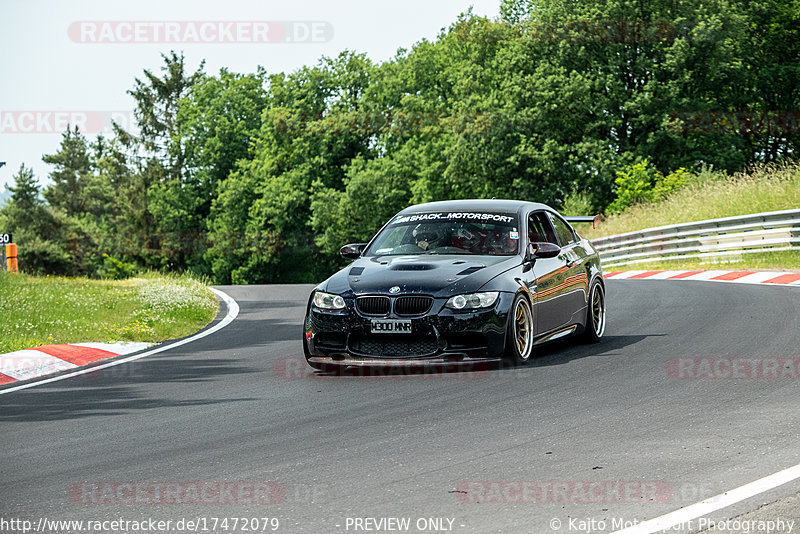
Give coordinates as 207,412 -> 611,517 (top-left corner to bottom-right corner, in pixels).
503,293 -> 535,366
581,282 -> 606,343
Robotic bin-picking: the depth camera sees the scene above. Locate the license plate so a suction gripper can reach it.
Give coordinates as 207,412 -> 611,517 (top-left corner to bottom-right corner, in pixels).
371,319 -> 412,334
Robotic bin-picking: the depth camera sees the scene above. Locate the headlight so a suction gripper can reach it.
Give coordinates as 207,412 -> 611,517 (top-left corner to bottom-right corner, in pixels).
445,292 -> 500,310
313,291 -> 346,310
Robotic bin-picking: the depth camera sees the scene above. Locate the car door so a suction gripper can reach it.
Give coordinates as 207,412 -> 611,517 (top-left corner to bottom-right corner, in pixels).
528,211 -> 572,335
546,212 -> 589,324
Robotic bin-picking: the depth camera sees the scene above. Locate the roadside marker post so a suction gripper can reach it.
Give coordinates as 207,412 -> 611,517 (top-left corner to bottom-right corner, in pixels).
5,242 -> 18,274
0,233 -> 12,273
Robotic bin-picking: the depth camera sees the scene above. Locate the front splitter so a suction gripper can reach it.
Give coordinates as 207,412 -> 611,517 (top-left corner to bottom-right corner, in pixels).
307,355 -> 501,368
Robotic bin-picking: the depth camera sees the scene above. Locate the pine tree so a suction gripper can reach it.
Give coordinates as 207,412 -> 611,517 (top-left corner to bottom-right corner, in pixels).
42,126 -> 92,216
6,164 -> 44,230
0,165 -> 72,274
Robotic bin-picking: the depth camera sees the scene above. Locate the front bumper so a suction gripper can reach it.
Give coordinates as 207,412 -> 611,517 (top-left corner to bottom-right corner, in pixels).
304,293 -> 513,366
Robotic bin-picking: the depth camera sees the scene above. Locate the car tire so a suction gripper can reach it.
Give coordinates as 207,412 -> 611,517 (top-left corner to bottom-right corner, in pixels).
503,293 -> 535,366
581,281 -> 606,343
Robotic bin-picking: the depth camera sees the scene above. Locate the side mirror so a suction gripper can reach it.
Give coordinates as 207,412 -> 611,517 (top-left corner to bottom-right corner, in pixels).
525,242 -> 561,262
340,243 -> 367,260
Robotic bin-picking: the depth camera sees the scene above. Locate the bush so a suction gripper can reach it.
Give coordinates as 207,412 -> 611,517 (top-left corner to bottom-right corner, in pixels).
607,160 -> 691,214
99,254 -> 139,280
561,188 -> 596,216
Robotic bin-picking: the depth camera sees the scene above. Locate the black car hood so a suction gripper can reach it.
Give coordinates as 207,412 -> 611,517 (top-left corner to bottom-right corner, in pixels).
324,255 -> 521,298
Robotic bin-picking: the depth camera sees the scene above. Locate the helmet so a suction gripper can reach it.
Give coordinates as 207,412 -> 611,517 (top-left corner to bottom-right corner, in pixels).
412,224 -> 444,249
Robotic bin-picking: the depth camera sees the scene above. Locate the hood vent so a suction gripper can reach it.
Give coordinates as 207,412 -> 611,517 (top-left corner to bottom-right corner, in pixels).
389,263 -> 436,271
349,267 -> 365,276
457,265 -> 486,276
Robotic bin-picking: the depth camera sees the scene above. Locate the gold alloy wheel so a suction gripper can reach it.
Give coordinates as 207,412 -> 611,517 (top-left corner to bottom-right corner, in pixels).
514,297 -> 534,360
591,284 -> 606,337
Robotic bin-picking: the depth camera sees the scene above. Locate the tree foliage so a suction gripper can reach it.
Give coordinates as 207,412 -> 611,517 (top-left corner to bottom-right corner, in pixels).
3,0 -> 798,281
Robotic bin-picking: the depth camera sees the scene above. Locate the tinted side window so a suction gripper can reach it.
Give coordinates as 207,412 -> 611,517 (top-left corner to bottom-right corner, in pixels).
528,212 -> 558,244
547,213 -> 577,246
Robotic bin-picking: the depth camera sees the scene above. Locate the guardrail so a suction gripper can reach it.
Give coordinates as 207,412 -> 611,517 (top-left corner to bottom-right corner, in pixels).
590,209 -> 800,268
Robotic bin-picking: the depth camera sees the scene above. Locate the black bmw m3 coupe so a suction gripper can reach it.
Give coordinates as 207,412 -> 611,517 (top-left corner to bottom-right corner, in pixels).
303,199 -> 605,370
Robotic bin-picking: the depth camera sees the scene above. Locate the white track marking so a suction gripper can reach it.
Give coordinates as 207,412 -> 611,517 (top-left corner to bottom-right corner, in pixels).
612,462 -> 800,534
645,271 -> 689,279
680,270 -> 730,280
70,342 -> 155,355
732,271 -> 786,283
0,288 -> 239,395
0,350 -> 78,381
608,270 -> 650,279
608,270 -> 800,288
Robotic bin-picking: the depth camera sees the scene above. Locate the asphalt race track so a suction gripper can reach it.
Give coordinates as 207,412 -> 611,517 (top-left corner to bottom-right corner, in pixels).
2,281 -> 800,534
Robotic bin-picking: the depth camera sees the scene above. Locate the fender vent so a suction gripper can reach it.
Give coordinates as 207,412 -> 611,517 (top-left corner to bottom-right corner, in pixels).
349,267 -> 365,276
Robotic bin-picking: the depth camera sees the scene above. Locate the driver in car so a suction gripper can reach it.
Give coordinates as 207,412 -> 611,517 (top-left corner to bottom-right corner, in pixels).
413,224 -> 445,251
490,230 -> 519,255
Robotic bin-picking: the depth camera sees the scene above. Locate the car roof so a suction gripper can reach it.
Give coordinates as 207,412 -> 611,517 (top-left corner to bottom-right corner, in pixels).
399,199 -> 554,215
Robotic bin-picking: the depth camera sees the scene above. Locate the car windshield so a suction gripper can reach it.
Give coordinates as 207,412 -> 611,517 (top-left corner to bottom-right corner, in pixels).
365,212 -> 521,256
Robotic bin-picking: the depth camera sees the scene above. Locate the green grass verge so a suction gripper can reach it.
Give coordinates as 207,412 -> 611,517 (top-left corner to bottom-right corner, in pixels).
573,162 -> 800,272
583,162 -> 800,239
0,272 -> 219,354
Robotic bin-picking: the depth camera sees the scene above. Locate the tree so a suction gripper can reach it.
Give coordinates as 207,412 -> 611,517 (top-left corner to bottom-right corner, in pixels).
149,67 -> 268,274
500,0 -> 534,23
0,165 -> 71,274
42,126 -> 92,216
116,51 -> 205,269
208,52 -> 377,283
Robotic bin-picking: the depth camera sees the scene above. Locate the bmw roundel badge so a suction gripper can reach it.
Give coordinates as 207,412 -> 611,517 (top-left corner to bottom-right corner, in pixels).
389,286 -> 401,294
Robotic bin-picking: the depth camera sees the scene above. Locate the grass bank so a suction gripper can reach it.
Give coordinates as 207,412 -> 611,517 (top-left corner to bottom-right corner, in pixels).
575,163 -> 800,271
0,272 -> 219,354
583,163 -> 800,239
